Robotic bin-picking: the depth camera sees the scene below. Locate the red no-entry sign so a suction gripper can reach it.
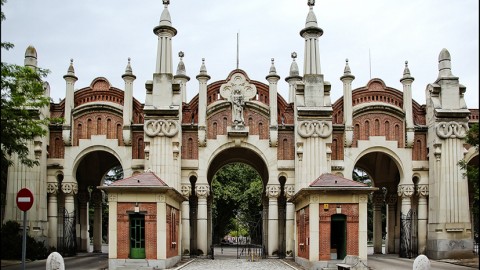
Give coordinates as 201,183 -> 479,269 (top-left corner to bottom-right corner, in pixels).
16,188 -> 34,212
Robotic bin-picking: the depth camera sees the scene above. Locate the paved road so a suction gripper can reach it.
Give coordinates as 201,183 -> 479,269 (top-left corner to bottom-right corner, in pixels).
1,252 -> 108,270
1,252 -> 477,270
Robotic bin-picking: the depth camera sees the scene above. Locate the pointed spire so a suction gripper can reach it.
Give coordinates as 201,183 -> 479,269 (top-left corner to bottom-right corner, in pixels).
63,59 -> 78,80
438,48 -> 454,78
340,59 -> 355,81
266,58 -> 280,80
176,51 -> 186,76
196,58 -> 211,80
400,60 -> 414,82
289,52 -> 300,77
24,45 -> 38,68
159,0 -> 172,27
305,1 -> 319,28
122,57 -> 136,79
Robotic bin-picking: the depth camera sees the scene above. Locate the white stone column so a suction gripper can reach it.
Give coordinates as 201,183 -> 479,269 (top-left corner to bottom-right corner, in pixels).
107,193 -> 118,258
372,191 -> 384,254
180,184 -> 191,256
284,185 -> 295,257
358,195 -> 369,261
77,190 -> 90,252
398,184 -> 414,256
417,184 -> 428,255
385,194 -> 397,254
91,189 -> 103,253
196,184 -> 209,256
266,185 -> 280,257
47,182 -> 59,249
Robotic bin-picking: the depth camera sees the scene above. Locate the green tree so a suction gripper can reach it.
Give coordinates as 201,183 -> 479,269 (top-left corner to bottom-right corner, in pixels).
211,163 -> 263,244
1,0 -> 52,203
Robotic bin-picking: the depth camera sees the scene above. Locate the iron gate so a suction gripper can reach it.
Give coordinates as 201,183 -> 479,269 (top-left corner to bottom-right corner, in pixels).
59,208 -> 77,256
400,209 -> 417,258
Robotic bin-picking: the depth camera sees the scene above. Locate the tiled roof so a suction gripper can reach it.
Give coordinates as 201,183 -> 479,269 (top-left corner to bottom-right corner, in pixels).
108,171 -> 168,187
309,173 -> 368,187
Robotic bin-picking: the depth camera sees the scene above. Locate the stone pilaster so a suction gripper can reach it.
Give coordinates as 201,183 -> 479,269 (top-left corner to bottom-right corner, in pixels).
372,191 -> 385,254
266,185 -> 280,257
47,182 -> 59,248
195,184 -> 209,256
385,194 -> 398,254
284,185 -> 295,257
417,184 -> 429,255
180,184 -> 191,256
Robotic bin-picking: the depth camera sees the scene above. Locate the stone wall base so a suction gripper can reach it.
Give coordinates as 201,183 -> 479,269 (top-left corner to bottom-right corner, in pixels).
108,256 -> 181,270
426,239 -> 475,260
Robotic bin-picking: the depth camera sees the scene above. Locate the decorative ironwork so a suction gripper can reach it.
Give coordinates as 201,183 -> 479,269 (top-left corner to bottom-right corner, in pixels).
62,208 -> 77,256
400,209 -> 418,259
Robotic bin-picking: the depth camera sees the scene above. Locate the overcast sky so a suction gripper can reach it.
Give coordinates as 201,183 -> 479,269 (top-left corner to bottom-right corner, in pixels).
2,0 -> 479,108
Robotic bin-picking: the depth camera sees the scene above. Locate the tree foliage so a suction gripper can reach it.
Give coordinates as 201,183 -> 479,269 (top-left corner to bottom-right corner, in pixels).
1,0 -> 52,201
1,2 -> 51,168
211,163 -> 263,244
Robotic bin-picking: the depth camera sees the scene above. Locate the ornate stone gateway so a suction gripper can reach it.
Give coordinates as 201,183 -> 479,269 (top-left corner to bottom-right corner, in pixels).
2,1 -> 477,270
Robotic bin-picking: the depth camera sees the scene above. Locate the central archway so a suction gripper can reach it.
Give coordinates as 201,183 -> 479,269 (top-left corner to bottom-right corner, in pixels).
206,147 -> 271,258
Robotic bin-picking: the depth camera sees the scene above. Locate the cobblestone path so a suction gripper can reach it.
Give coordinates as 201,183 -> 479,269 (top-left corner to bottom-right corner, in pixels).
176,258 -> 303,270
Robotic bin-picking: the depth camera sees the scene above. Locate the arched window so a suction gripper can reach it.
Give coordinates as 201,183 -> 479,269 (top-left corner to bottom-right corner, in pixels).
374,119 -> 380,136
384,121 -> 390,139
187,138 -> 193,159
97,117 -> 102,134
283,138 -> 288,159
365,120 -> 370,138
212,122 -> 218,138
87,119 -> 92,138
107,118 -> 112,138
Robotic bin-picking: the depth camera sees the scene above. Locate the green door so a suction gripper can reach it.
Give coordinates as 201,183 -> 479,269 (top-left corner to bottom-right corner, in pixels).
130,214 -> 145,259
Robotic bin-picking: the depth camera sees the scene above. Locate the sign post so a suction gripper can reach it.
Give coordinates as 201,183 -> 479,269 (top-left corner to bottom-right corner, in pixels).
16,188 -> 34,270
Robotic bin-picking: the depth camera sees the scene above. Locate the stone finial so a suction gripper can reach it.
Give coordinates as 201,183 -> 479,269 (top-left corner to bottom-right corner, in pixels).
308,0 -> 315,7
401,60 -> 414,82
125,57 -> 133,74
289,52 -> 300,77
122,57 -> 136,79
196,58 -> 210,80
63,59 -> 78,81
305,6 -> 318,28
438,48 -> 454,78
269,58 -> 277,75
159,1 -> 172,27
24,45 -> 38,68
176,51 -> 186,76
67,59 -> 75,75
340,58 -> 355,81
344,59 -> 351,75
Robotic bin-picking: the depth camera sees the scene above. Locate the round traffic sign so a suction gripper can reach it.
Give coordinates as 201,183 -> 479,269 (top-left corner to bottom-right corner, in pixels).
16,188 -> 34,211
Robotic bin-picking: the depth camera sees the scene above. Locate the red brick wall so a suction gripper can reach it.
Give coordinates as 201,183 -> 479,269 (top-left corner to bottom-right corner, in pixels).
318,203 -> 359,260
353,113 -> 404,148
278,131 -> 295,160
412,133 -> 427,160
166,205 -> 179,258
73,112 -> 124,146
117,202 -> 157,259
181,131 -> 199,160
48,130 -> 65,158
296,206 -> 310,259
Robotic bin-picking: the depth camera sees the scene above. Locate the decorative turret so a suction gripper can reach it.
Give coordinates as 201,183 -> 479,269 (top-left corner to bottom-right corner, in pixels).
266,58 -> 280,147
62,59 -> 78,145
285,52 -> 302,103
196,58 -> 210,147
340,59 -> 355,147
24,45 -> 38,69
147,0 -> 178,112
400,61 -> 414,147
122,58 -> 136,145
174,51 -> 190,103
300,0 -> 323,75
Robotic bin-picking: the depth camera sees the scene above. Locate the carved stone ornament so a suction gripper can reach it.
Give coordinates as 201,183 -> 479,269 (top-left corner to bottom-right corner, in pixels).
284,184 -> 295,199
76,191 -> 89,204
195,184 -> 210,198
219,73 -> 257,129
180,184 -> 192,197
386,194 -> 398,205
435,121 -> 468,139
359,194 -> 368,203
47,182 -> 59,194
397,184 -> 414,198
417,184 -> 429,198
297,120 -> 332,138
108,193 -> 118,202
144,119 -> 179,137
372,191 -> 384,205
61,182 -> 78,195
91,189 -> 103,206
266,185 -> 280,198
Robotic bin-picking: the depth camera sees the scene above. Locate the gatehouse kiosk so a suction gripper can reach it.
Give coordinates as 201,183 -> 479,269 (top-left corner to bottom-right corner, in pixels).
98,171 -> 185,269
291,173 -> 377,269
